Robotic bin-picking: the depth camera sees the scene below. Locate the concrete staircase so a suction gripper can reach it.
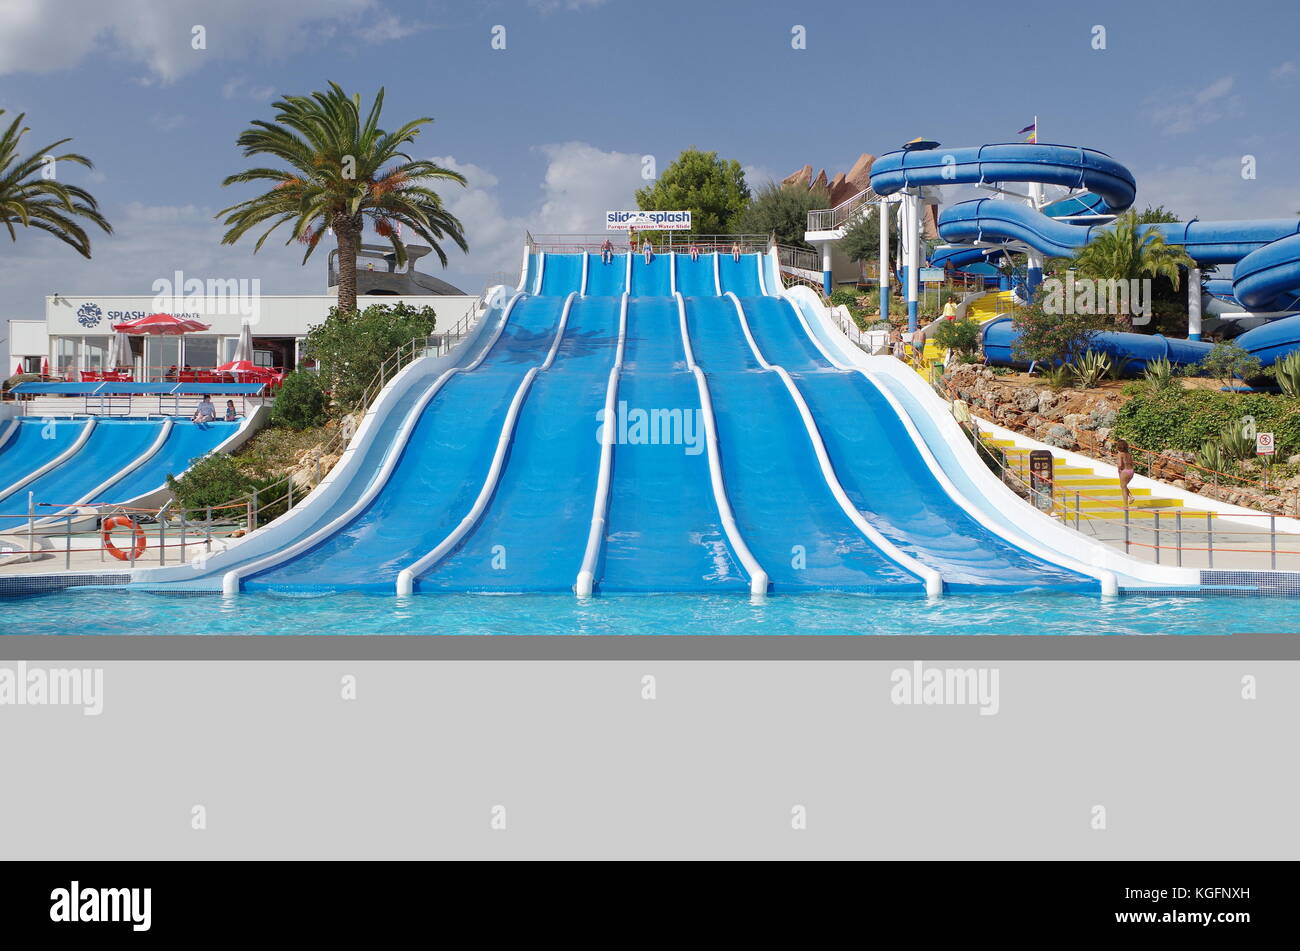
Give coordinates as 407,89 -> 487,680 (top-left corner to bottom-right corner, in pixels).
980,430 -> 1212,521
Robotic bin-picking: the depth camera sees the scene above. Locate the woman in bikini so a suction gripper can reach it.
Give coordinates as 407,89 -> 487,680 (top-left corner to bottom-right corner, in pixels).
1115,439 -> 1136,508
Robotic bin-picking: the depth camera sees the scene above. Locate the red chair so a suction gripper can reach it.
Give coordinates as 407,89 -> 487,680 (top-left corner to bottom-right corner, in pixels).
80,369 -> 104,382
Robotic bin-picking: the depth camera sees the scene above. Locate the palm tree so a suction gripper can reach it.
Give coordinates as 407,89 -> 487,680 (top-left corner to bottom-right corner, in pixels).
219,82 -> 468,313
1071,211 -> 1193,325
0,110 -> 111,257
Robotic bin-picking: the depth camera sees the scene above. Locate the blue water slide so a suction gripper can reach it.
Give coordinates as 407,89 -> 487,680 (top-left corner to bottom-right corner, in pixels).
674,252 -> 718,296
739,298 -> 1093,590
597,296 -> 748,591
93,420 -> 238,505
630,253 -> 672,296
717,253 -> 763,296
0,419 -> 90,498
242,295 -> 568,591
869,143 -> 1137,213
539,252 -> 584,296
584,252 -> 629,295
0,419 -> 164,518
684,296 -> 923,592
980,315 -> 1214,370
415,296 -> 618,591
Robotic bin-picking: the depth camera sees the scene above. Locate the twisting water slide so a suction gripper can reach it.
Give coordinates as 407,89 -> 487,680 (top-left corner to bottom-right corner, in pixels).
866,143 -> 1300,368
119,225 -> 1293,597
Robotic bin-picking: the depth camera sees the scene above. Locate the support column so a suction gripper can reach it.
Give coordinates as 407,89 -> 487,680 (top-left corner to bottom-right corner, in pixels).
1025,180 -> 1045,296
879,200 -> 890,322
905,191 -> 920,333
820,240 -> 833,296
1188,266 -> 1202,341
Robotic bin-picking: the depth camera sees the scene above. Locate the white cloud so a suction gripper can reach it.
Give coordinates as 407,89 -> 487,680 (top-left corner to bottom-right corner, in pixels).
528,0 -> 610,12
428,142 -> 641,288
221,76 -> 278,101
1134,154 -> 1300,224
0,202 -> 320,324
358,15 -> 427,43
534,141 -> 642,233
1272,61 -> 1298,82
0,0 -> 388,82
743,164 -> 779,191
1143,76 -> 1241,135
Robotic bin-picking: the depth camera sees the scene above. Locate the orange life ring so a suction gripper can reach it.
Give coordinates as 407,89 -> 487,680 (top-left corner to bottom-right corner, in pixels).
102,515 -> 147,561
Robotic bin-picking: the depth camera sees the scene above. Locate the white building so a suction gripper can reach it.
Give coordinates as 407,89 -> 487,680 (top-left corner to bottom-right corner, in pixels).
6,244 -> 478,379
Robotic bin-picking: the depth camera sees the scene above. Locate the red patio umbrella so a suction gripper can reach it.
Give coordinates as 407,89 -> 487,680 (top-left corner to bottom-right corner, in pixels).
112,312 -> 210,334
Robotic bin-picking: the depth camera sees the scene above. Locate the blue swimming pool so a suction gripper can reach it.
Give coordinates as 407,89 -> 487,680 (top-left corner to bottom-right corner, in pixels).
8,589 -> 1300,636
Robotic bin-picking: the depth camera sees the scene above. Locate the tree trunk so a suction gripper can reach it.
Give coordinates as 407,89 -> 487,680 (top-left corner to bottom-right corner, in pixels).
333,214 -> 361,315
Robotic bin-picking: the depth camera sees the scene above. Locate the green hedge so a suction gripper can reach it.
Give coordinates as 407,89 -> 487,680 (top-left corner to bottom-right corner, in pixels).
1113,390 -> 1300,456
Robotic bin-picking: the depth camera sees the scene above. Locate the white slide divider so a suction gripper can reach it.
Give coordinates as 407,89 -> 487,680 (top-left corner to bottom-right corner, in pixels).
517,246 -> 532,291
669,252 -> 677,295
396,292 -> 579,595
35,418 -> 173,523
580,252 -> 590,296
724,293 -> 944,597
624,251 -> 633,295
0,417 -> 97,505
0,419 -> 18,453
755,252 -> 768,295
677,292 -> 769,596
574,293 -> 629,597
777,293 -> 1121,594
711,252 -> 722,295
219,292 -> 525,594
782,283 -> 1199,592
533,252 -> 546,295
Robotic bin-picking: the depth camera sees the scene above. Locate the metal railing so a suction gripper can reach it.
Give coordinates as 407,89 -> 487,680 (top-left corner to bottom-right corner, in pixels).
807,187 -> 880,233
777,245 -> 820,272
525,232 -> 772,254
922,369 -> 1300,571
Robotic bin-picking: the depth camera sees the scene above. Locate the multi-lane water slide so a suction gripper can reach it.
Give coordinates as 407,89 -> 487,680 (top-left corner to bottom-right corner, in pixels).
867,143 -> 1300,368
115,241 -> 1274,598
0,415 -> 256,532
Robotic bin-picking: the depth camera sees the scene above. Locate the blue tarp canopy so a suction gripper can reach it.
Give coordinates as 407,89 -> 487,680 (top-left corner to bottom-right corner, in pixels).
11,382 -> 266,396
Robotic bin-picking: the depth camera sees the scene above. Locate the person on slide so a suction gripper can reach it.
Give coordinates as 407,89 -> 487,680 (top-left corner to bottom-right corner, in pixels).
730,242 -> 742,263
642,238 -> 654,264
600,239 -> 614,265
688,244 -> 701,261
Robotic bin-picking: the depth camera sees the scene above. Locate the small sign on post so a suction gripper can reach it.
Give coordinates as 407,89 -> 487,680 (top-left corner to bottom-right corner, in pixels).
1028,449 -> 1055,513
1256,431 -> 1275,456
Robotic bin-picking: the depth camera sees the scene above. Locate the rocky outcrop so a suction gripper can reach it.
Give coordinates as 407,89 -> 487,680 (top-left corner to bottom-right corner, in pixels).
943,364 -> 1300,517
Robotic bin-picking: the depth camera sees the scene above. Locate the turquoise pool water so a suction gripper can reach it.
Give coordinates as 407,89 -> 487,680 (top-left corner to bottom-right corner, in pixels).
7,589 -> 1300,635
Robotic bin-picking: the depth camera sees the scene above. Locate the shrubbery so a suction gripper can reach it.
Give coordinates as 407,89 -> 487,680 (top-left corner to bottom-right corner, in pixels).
1113,389 -> 1300,457
166,453 -> 253,512
304,301 -> 437,409
270,370 -> 328,430
932,317 -> 981,359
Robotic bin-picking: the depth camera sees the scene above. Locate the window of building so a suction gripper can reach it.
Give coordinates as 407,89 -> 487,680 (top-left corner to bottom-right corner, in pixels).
183,336 -> 218,368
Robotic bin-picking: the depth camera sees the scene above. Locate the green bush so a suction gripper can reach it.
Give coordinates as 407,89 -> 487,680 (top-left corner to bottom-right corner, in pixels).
304,301 -> 437,410
1070,351 -> 1111,389
932,317 -> 981,358
1141,356 -> 1180,394
1114,390 -> 1300,456
1201,341 -> 1262,389
166,453 -> 253,513
270,370 -> 329,430
1273,351 -> 1300,398
828,287 -> 860,309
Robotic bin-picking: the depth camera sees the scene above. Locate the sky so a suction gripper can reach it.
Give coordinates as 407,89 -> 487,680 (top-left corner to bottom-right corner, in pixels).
3,0 -> 1300,349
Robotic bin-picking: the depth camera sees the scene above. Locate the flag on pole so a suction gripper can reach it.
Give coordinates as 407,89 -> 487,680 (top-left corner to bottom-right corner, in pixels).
1017,120 -> 1038,143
